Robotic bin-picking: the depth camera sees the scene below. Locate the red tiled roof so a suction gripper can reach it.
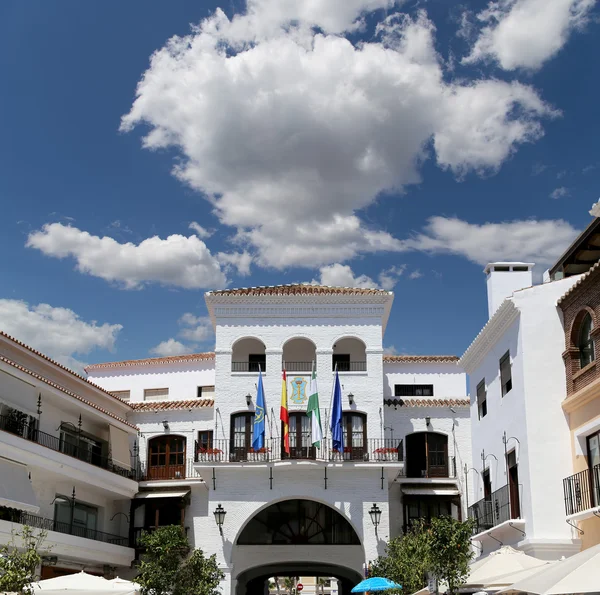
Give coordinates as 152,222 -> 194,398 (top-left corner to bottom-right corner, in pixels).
386,397 -> 470,408
207,284 -> 390,297
383,355 -> 460,363
129,399 -> 214,412
85,352 -> 215,371
0,355 -> 138,429
0,331 -> 133,408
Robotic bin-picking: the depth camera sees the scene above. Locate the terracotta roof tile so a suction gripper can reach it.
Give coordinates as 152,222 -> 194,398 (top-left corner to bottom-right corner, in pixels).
557,261 -> 600,305
384,397 -> 470,408
85,352 -> 215,371
383,355 -> 460,363
0,355 -> 137,429
207,284 -> 390,297
0,331 -> 133,408
129,399 -> 214,412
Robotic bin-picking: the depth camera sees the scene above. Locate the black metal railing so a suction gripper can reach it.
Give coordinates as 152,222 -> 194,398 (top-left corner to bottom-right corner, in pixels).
231,361 -> 266,372
399,456 -> 457,479
468,484 -> 511,534
0,414 -> 134,480
0,506 -> 128,546
194,438 -> 404,464
284,362 -> 313,372
564,464 -> 600,516
136,458 -> 202,482
334,361 -> 367,372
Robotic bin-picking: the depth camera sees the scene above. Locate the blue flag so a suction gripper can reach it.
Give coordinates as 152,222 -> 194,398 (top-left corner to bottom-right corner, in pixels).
330,367 -> 344,453
252,369 -> 266,450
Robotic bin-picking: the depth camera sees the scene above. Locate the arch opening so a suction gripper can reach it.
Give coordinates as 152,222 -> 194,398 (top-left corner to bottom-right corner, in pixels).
232,338 -> 266,372
405,432 -> 449,478
283,338 -> 316,372
332,338 -> 366,372
147,434 -> 187,480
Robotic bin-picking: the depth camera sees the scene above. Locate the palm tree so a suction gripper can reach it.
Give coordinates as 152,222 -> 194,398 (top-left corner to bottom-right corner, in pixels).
318,578 -> 328,595
283,576 -> 297,595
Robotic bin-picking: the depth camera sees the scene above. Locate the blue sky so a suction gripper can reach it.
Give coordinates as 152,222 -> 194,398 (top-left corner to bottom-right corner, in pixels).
0,0 -> 598,371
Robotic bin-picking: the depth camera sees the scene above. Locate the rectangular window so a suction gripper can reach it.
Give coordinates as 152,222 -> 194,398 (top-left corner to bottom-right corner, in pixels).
54,498 -> 98,536
394,384 -> 434,397
332,354 -> 351,371
477,380 -> 487,419
500,351 -> 512,396
198,430 -> 213,451
197,386 -> 215,399
110,390 -> 130,402
144,388 -> 169,401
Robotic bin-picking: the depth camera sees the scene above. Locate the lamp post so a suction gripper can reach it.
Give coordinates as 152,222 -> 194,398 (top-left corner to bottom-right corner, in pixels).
368,503 -> 382,536
246,393 -> 252,406
213,503 -> 226,535
348,393 -> 354,406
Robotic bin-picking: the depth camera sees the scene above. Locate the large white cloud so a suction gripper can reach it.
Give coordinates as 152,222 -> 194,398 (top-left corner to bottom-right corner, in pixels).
0,299 -> 122,373
463,0 -> 596,71
400,216 -> 579,267
315,263 -> 406,290
27,223 -> 228,290
150,313 -> 215,357
121,4 -> 555,269
149,338 -> 191,357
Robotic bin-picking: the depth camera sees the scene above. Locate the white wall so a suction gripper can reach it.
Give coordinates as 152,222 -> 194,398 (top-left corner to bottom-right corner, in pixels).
383,362 -> 466,398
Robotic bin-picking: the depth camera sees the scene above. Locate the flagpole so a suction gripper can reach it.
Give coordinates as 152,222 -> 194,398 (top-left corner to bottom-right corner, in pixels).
325,363 -> 337,439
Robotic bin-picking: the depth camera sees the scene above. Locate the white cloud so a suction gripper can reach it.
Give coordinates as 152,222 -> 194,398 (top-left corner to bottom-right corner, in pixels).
314,263 -> 404,290
463,0 -> 596,71
150,338 -> 191,357
217,251 -> 253,276
550,186 -> 570,199
121,5 -> 555,268
400,216 -> 579,267
27,223 -> 228,290
383,344 -> 400,355
189,221 -> 213,239
0,299 -> 122,373
409,269 -> 423,279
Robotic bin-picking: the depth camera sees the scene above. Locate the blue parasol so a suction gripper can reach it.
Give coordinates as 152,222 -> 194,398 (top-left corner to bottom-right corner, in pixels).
351,577 -> 402,592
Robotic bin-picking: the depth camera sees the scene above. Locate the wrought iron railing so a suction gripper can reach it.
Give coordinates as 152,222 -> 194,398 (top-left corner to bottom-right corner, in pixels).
231,361 -> 266,372
467,484 -> 511,534
564,464 -> 600,516
136,458 -> 202,481
0,414 -> 134,479
194,438 -> 404,464
0,506 -> 128,546
334,361 -> 367,372
283,362 -> 313,372
398,456 -> 457,479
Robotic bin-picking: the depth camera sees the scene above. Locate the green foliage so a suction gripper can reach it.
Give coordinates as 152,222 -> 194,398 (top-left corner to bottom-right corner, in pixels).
0,525 -> 46,595
136,525 -> 224,595
369,517 -> 475,595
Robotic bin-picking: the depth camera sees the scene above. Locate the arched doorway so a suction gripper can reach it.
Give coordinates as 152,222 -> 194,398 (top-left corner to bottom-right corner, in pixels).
405,432 -> 448,478
147,434 -> 186,480
233,500 -> 364,595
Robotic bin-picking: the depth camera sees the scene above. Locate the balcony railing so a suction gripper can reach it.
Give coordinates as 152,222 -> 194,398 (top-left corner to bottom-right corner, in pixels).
0,414 -> 134,480
399,456 -> 457,479
564,464 -> 600,516
467,484 -> 510,534
231,361 -> 266,372
334,361 -> 367,372
135,458 -> 202,482
195,438 -> 403,464
0,506 -> 128,546
284,362 -> 313,372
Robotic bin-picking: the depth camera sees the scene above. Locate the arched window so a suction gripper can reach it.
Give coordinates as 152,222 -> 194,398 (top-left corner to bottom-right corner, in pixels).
147,435 -> 186,480
579,313 -> 595,368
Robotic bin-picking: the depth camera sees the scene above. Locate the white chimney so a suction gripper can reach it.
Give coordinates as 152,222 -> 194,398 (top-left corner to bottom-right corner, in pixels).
484,262 -> 534,318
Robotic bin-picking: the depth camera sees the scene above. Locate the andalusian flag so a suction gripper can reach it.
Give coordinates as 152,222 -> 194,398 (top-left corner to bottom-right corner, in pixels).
307,362 -> 323,447
280,368 -> 290,454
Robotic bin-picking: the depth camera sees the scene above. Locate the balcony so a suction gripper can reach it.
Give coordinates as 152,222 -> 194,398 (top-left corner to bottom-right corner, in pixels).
468,484 -> 511,534
284,361 -> 313,372
194,438 -> 403,465
231,361 -> 265,372
0,414 -> 134,480
334,361 -> 366,372
135,458 -> 202,483
563,464 -> 600,517
0,506 -> 127,546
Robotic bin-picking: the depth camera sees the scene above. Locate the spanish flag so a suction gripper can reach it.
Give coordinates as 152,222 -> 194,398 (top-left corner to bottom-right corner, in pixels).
280,368 -> 290,454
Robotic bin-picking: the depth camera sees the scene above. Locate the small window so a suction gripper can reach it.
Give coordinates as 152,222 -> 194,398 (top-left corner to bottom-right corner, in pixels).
110,390 -> 130,402
332,354 -> 351,371
493,266 -> 510,272
197,430 -> 213,451
197,386 -> 215,399
477,380 -> 487,419
512,266 -> 528,272
579,313 -> 595,368
144,388 -> 169,401
394,384 -> 434,397
500,351 -> 512,396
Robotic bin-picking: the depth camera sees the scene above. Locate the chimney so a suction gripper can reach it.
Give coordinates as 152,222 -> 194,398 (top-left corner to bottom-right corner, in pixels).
484,262 -> 534,318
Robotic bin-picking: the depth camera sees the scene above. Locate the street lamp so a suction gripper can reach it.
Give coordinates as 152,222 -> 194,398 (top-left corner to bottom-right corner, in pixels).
246,393 -> 252,406
368,503 -> 381,535
348,393 -> 354,406
213,504 -> 226,535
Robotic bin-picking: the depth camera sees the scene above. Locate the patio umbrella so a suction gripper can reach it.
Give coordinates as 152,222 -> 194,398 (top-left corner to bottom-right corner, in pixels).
500,542 -> 600,594
32,570 -> 138,595
352,577 -> 402,592
467,546 -> 548,586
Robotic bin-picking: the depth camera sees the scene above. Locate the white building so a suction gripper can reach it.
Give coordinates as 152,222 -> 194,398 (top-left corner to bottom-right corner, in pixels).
85,284 -> 471,595
460,264 -> 582,560
0,331 -> 138,579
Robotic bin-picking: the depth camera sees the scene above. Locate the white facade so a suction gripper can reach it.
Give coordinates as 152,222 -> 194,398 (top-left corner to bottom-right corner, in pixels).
461,266 -> 582,560
85,285 -> 471,595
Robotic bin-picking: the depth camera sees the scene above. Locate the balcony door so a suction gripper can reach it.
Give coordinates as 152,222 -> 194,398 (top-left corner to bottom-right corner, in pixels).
406,432 -> 448,478
286,413 -> 315,460
148,435 -> 186,480
588,431 -> 600,507
507,450 -> 521,518
342,413 -> 366,461
231,413 -> 254,462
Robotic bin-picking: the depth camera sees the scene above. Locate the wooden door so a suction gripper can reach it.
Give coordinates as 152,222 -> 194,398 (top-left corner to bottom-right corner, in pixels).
148,436 -> 186,479
230,413 -> 253,462
426,433 -> 448,477
287,413 -> 315,459
507,450 -> 520,518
